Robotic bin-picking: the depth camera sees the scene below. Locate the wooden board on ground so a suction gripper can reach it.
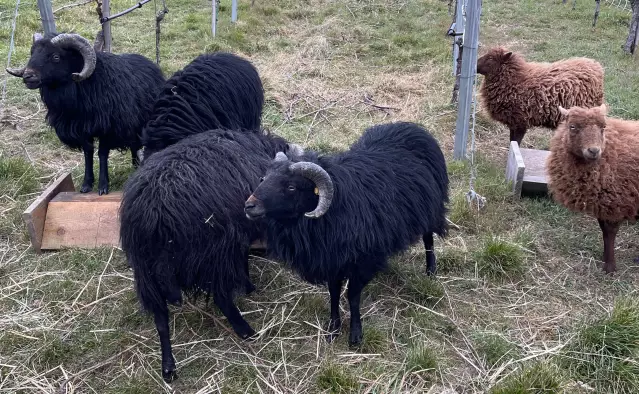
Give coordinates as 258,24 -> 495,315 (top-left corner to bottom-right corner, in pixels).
24,173 -> 266,252
505,141 -> 551,199
40,191 -> 122,250
22,172 -> 75,253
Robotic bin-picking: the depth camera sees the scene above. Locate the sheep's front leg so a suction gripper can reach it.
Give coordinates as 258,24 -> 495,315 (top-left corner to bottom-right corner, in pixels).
326,278 -> 342,343
598,219 -> 620,274
97,141 -> 110,195
423,232 -> 437,276
80,143 -> 95,193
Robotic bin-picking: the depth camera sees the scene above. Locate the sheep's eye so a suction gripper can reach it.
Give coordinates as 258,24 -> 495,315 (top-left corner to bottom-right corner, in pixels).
569,125 -> 576,131
52,54 -> 60,62
287,185 -> 296,192
259,177 -> 264,183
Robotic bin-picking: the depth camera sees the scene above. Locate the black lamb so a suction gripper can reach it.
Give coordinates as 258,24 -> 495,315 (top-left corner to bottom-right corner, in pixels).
119,128 -> 295,383
244,122 -> 449,346
7,32 -> 165,195
140,52 -> 264,160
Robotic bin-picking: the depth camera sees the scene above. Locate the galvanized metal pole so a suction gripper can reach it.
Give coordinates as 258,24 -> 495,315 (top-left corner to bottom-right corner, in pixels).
37,0 -> 56,35
102,0 -> 112,52
232,0 -> 238,22
453,0 -> 481,160
212,0 -> 218,36
451,0 -> 465,75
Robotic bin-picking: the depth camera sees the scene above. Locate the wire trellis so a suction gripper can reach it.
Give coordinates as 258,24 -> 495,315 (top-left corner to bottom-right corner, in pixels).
1,0 -> 21,120
603,0 -> 632,12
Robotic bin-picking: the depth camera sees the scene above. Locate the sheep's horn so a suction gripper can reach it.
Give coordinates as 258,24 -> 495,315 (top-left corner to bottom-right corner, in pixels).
290,161 -> 334,218
274,152 -> 288,162
51,33 -> 96,81
6,66 -> 26,77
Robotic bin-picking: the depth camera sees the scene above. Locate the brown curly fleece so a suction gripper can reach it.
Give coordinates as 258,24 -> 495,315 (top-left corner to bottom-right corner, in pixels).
477,47 -> 604,144
547,104 -> 639,223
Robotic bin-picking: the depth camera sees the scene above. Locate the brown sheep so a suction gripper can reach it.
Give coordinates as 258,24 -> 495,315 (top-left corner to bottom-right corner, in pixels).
546,104 -> 639,273
477,47 -> 604,145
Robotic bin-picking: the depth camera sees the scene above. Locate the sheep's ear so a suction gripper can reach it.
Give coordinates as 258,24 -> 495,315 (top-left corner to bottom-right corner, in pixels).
558,106 -> 569,117
286,143 -> 305,157
503,51 -> 512,60
274,152 -> 288,162
598,103 -> 607,115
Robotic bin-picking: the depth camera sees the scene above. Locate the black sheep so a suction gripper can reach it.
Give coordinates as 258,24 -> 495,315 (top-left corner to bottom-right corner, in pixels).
244,122 -> 449,346
141,52 -> 264,160
119,128 -> 293,383
7,32 -> 164,195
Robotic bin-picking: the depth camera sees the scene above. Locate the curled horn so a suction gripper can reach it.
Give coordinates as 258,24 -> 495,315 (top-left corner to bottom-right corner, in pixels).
50,33 -> 97,81
289,161 -> 334,218
6,66 -> 26,77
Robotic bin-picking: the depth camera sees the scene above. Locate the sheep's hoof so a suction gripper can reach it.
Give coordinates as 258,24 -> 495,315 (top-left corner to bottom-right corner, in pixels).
98,186 -> 109,195
80,184 -> 92,193
238,326 -> 257,341
348,330 -> 363,348
162,368 -> 178,383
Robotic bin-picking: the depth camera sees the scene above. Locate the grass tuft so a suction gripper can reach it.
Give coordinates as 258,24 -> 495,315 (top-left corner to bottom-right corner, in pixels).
316,363 -> 359,393
474,236 -> 525,280
360,326 -> 388,353
0,155 -> 40,197
405,343 -> 438,372
491,362 -> 564,394
558,297 -> 639,393
473,332 -> 521,369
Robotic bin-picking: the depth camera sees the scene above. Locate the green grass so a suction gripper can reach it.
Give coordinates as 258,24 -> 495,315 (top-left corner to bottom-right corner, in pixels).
473,332 -> 521,369
491,362 -> 564,394
558,297 -> 639,393
405,342 -> 438,377
316,363 -> 359,393
0,155 -> 40,197
474,236 -> 526,280
2,0 -> 639,392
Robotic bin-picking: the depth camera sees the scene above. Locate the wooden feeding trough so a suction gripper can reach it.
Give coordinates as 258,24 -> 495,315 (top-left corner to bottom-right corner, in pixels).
505,141 -> 551,198
23,172 -> 265,252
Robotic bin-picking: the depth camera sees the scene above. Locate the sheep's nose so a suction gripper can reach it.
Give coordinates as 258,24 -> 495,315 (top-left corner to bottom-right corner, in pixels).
588,147 -> 600,156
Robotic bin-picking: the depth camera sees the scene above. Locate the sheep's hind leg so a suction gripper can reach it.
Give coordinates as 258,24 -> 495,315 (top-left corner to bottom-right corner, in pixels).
326,278 -> 342,343
598,219 -> 620,273
80,143 -> 95,193
213,289 -> 256,340
423,232 -> 437,276
153,307 -> 177,383
97,141 -> 110,195
509,125 -> 527,145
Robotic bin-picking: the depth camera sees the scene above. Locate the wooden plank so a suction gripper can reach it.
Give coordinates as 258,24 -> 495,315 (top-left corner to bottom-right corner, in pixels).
520,148 -> 551,195
505,141 -> 525,199
39,191 -> 267,251
51,192 -> 122,202
22,172 -> 75,253
41,199 -> 120,249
